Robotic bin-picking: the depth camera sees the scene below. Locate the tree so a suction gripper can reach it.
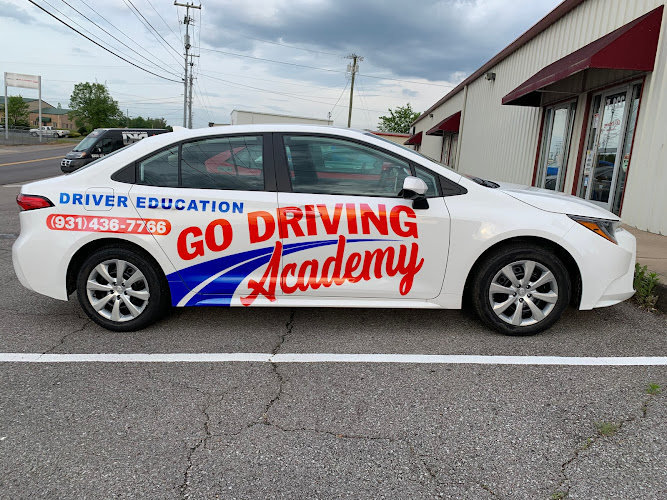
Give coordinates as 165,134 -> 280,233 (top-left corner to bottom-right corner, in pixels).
7,95 -> 30,126
377,103 -> 421,134
68,82 -> 123,131
128,116 -> 169,129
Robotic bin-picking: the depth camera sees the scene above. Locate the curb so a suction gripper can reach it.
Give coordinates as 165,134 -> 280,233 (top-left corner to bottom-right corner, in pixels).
654,282 -> 667,313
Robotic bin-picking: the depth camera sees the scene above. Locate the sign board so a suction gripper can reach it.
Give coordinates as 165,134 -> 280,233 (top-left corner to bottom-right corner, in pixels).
584,150 -> 594,175
5,72 -> 40,90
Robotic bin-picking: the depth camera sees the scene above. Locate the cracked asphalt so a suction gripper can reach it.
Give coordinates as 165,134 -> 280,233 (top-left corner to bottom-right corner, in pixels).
0,184 -> 666,499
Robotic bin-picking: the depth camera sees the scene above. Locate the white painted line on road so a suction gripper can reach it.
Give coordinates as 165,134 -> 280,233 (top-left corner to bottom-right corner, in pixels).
3,176 -> 58,187
1,352 -> 666,365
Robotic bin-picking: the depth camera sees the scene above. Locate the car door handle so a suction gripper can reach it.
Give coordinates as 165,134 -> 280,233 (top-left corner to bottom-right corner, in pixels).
303,209 -> 322,218
282,207 -> 322,218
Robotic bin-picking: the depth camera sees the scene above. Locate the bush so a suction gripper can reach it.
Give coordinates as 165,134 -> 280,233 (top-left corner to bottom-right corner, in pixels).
69,131 -> 81,138
633,263 -> 660,310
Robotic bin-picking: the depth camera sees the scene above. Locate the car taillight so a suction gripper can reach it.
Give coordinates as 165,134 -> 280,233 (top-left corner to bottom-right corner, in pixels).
17,193 -> 54,211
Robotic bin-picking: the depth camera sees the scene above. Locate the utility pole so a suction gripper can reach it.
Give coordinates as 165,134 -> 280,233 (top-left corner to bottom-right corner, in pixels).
346,53 -> 362,128
175,1 -> 201,128
188,54 -> 199,129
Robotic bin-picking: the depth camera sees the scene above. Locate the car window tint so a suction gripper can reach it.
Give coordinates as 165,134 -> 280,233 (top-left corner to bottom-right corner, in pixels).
414,165 -> 441,197
138,146 -> 179,187
283,135 -> 410,197
181,136 -> 264,191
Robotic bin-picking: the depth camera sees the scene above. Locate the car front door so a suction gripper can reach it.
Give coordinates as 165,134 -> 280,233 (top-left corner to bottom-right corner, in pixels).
264,133 -> 450,302
129,133 -> 281,307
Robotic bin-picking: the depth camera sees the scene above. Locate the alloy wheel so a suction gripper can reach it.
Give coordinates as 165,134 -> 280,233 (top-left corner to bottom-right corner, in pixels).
86,259 -> 150,322
488,260 -> 559,327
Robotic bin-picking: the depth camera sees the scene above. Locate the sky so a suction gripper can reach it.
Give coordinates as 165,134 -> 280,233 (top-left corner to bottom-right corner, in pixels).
0,0 -> 562,129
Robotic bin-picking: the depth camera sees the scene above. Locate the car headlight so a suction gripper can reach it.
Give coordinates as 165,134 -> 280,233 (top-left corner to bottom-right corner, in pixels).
568,215 -> 621,244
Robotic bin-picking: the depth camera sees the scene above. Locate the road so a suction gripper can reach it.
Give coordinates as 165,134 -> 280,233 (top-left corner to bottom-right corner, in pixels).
0,143 -> 71,185
0,151 -> 665,499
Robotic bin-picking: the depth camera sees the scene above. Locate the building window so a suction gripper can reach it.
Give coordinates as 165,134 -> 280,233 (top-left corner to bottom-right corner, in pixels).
536,100 -> 576,191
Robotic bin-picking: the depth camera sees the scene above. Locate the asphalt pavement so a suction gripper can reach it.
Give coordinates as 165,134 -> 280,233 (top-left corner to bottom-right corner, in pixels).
0,151 -> 665,499
0,143 -> 72,185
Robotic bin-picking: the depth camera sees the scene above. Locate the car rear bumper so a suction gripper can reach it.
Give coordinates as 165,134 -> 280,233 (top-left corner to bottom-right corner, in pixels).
12,210 -> 71,301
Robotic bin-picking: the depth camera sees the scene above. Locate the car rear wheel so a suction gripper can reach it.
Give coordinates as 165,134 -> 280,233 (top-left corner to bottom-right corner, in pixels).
471,245 -> 570,336
76,247 -> 170,331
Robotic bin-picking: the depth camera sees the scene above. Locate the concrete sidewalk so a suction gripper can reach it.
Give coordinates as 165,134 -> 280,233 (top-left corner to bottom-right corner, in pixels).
626,227 -> 667,279
625,226 -> 667,311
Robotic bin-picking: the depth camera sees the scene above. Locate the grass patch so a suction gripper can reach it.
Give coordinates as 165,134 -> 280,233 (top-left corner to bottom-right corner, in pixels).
595,421 -> 620,437
646,383 -> 662,395
581,437 -> 594,450
550,492 -> 566,500
633,264 -> 660,310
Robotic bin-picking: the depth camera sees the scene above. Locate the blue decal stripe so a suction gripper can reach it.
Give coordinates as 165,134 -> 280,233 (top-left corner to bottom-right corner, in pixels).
169,238 -> 397,306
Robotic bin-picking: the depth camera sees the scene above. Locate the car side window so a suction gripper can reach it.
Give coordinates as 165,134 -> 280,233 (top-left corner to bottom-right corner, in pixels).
181,136 -> 264,191
138,146 -> 179,187
414,165 -> 441,197
282,135 -> 411,197
98,138 -> 114,154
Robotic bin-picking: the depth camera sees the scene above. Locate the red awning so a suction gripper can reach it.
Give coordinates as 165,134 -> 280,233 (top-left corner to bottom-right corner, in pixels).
426,111 -> 461,136
404,131 -> 423,145
503,6 -> 663,106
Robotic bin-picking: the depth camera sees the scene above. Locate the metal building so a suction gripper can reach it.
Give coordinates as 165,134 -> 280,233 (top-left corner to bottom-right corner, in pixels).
409,0 -> 667,235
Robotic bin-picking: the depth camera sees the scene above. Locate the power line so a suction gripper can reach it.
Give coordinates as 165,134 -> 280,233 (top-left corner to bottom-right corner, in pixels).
197,46 -> 455,88
145,0 -> 182,45
198,71 -> 386,113
359,72 -> 455,88
59,0 -> 182,77
42,0 -> 181,77
329,78 -> 349,116
199,23 -> 344,57
198,46 -> 344,73
28,1 -> 182,83
356,76 -> 375,129
123,0 -> 183,66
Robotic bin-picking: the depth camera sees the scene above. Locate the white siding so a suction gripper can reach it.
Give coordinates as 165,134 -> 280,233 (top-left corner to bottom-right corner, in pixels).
231,110 -> 332,126
413,0 -> 667,234
416,92 -> 464,161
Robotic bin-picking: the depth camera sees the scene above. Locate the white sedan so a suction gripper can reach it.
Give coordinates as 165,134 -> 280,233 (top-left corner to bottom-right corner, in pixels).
12,125 -> 636,335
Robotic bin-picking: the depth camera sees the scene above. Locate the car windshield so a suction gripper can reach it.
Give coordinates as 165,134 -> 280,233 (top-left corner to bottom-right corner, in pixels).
72,131 -> 103,151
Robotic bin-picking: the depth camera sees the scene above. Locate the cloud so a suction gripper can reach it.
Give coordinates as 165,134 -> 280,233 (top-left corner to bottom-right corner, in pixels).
0,0 -> 37,24
201,0 -> 562,82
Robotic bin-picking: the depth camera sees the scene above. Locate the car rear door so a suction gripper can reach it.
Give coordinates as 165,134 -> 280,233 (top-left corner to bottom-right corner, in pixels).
129,132 -> 282,307
264,133 -> 450,302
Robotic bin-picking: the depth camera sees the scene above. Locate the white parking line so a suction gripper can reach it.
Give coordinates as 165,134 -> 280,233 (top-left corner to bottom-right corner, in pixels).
1,353 -> 666,365
3,176 -> 58,187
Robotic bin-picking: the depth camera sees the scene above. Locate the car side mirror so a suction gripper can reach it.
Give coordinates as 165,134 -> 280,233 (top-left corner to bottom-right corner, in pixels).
400,176 -> 429,209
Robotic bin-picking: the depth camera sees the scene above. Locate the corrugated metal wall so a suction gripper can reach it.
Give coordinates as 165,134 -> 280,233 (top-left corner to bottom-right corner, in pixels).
413,0 -> 667,234
417,92 -> 464,161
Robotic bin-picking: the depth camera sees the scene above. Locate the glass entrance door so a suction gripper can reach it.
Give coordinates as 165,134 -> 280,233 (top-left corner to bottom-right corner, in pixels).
580,83 -> 642,213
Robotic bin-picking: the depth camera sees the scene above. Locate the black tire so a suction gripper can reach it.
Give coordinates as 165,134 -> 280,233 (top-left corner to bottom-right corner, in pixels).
76,246 -> 170,332
30,132 -> 38,137
471,244 -> 571,336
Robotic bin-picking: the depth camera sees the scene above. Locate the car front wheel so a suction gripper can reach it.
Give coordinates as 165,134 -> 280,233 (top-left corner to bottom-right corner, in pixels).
471,245 -> 571,336
76,247 -> 170,331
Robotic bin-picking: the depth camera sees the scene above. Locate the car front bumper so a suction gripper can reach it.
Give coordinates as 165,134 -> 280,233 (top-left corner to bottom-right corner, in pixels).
559,224 -> 636,310
61,158 -> 92,173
